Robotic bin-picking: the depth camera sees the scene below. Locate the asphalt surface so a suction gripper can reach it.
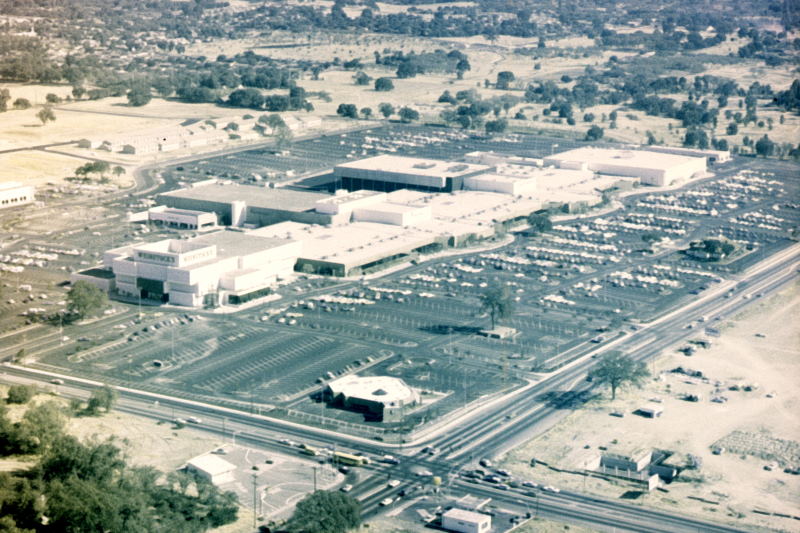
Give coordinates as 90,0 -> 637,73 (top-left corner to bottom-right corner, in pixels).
4,243 -> 796,532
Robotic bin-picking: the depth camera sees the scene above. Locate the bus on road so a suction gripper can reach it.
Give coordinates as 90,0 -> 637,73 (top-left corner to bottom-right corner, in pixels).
332,451 -> 370,466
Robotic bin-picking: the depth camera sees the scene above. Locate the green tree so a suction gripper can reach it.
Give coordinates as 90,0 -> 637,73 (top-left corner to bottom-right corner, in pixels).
526,213 -> 552,235
127,86 -> 152,107
112,166 -> 126,178
455,58 -> 471,80
275,124 -> 293,150
585,125 -> 604,141
66,281 -> 108,319
285,490 -> 361,533
755,134 -> 775,157
0,89 -> 10,112
378,102 -> 394,118
352,71 -> 372,86
479,284 -> 514,330
6,385 -> 35,405
496,71 -> 516,90
336,103 -> 358,119
360,107 -> 372,119
36,106 -> 56,126
16,401 -> 67,454
589,352 -> 649,400
398,106 -> 419,123
374,77 -> 394,92
484,118 -> 508,135
84,385 -> 117,416
45,93 -> 61,104
12,98 -> 31,110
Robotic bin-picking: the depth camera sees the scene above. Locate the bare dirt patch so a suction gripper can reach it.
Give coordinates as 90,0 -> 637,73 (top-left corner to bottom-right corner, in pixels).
498,280 -> 800,532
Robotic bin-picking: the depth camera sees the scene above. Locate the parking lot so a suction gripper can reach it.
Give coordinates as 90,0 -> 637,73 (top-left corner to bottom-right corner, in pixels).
6,125 -> 798,438
160,124 -> 583,188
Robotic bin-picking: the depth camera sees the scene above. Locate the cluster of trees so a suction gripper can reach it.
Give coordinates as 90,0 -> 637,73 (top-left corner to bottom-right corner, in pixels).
0,396 -> 238,532
774,79 -> 800,113
226,86 -> 311,112
337,102 -> 416,122
688,238 -> 736,260
438,89 -> 521,132
72,161 -> 125,182
283,490 -> 360,533
378,49 -> 470,80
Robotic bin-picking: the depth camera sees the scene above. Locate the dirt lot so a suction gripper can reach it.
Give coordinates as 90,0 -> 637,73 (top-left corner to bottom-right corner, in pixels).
498,280 -> 800,531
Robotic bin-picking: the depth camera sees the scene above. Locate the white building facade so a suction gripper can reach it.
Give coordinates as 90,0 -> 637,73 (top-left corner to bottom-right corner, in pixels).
442,509 -> 492,533
104,230 -> 299,307
0,182 -> 35,209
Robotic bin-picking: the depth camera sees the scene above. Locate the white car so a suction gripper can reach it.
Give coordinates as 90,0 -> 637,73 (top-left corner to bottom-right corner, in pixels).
379,497 -> 393,506
340,484 -> 353,493
388,479 -> 401,488
186,416 -> 202,424
542,485 -> 561,493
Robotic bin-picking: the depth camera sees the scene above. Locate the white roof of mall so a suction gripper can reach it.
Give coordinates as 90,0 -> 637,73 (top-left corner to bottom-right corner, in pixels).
335,154 -> 489,177
327,375 -> 418,406
546,146 -> 705,170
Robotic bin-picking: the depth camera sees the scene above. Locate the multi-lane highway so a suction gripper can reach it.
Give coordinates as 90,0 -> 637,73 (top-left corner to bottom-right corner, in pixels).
4,238 -> 797,531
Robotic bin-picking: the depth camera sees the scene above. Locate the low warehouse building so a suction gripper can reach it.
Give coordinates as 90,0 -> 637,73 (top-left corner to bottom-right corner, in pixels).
324,375 -> 419,422
148,206 -> 218,231
185,454 -> 236,485
157,181 -> 333,227
442,508 -> 492,533
544,147 -> 706,187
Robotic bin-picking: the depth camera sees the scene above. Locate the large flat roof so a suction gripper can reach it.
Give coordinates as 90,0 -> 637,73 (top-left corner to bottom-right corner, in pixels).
546,147 -> 704,171
189,229 -> 293,259
0,181 -> 33,191
335,154 -> 490,177
159,182 -> 330,212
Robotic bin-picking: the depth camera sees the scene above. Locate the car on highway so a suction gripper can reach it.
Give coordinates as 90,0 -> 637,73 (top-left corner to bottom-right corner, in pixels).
50,378 -> 64,385
340,484 -> 353,493
387,479 -> 401,488
186,416 -> 202,424
379,497 -> 393,506
542,485 -> 561,493
381,454 -> 400,465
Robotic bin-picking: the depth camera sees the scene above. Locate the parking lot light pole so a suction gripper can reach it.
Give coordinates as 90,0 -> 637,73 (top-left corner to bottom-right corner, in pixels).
251,470 -> 258,529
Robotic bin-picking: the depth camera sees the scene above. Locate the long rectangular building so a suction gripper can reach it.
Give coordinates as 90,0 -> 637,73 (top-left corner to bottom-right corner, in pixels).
333,155 -> 490,193
157,181 -> 333,227
544,147 -> 706,186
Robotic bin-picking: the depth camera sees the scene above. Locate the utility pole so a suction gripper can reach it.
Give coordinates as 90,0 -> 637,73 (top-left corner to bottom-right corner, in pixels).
313,466 -> 317,492
252,471 -> 258,529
